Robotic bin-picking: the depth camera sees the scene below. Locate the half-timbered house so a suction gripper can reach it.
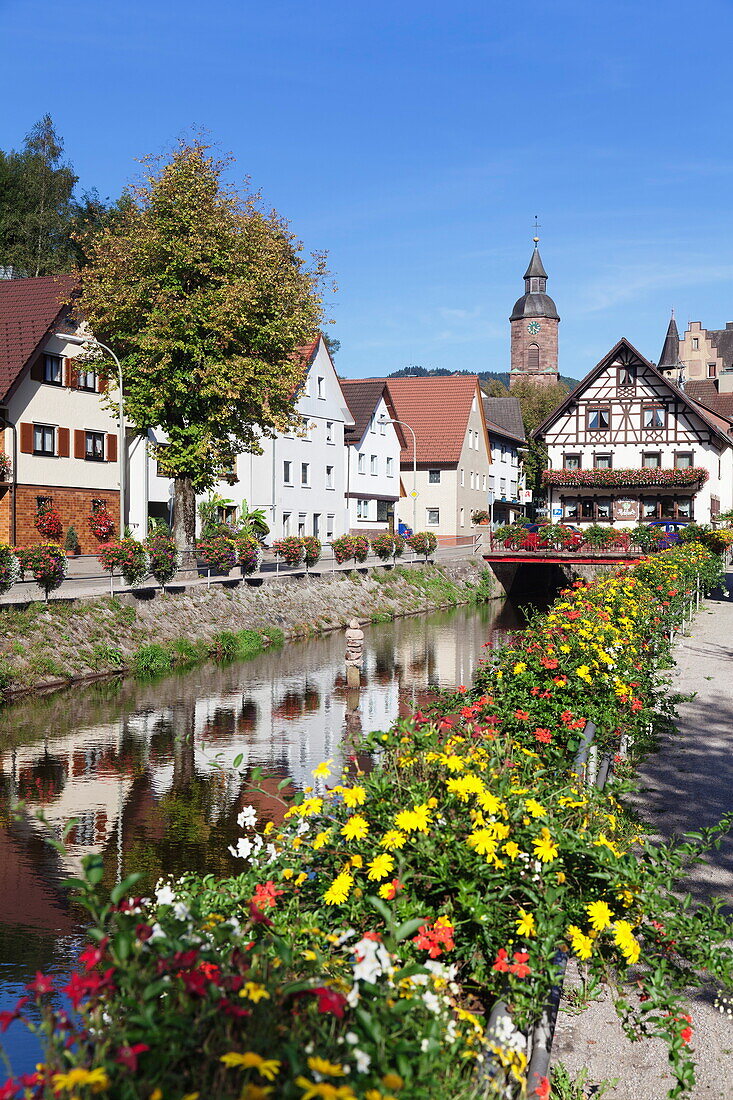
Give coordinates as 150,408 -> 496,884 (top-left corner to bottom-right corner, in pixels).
533,339 -> 733,526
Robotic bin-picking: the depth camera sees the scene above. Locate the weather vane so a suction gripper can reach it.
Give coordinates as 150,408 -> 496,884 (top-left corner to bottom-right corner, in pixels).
532,215 -> 541,244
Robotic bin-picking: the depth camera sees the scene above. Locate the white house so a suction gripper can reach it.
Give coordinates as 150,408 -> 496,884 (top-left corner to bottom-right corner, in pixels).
341,380 -> 404,532
534,338 -> 733,526
482,395 -> 527,525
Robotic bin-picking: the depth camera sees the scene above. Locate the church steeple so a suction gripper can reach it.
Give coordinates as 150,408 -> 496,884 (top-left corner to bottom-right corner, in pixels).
523,244 -> 548,293
658,311 -> 682,375
509,232 -> 560,388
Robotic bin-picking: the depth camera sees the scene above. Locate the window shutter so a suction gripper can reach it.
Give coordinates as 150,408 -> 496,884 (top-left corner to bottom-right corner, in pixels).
74,430 -> 85,459
66,358 -> 79,389
20,422 -> 33,453
106,433 -> 117,462
98,374 -> 108,394
30,357 -> 44,382
57,427 -> 70,457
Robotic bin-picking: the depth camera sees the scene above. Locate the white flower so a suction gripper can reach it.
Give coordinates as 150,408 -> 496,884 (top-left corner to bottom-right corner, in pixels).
420,1038 -> 431,1053
155,884 -> 175,906
345,1032 -> 359,1045
264,843 -> 278,862
236,805 -> 257,830
352,937 -> 392,984
354,1049 -> 371,1074
251,834 -> 263,854
228,837 -> 253,860
337,928 -> 356,945
422,990 -> 441,1014
173,901 -> 191,921
149,922 -> 166,942
346,983 -> 360,1007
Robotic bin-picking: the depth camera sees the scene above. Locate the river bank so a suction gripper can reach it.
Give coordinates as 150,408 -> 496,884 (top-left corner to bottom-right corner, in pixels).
0,558 -> 497,696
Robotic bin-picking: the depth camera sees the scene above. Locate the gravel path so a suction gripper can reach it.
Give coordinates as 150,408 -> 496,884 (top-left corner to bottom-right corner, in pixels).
552,578 -> 733,1098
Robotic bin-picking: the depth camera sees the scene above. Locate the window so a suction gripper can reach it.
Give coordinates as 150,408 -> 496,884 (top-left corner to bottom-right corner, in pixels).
594,454 -> 612,469
642,452 -> 661,468
33,424 -> 55,455
563,498 -> 579,519
370,455 -> 378,475
510,481 -> 518,497
357,499 -> 369,520
527,344 -> 539,371
379,417 -> 386,436
377,499 -> 391,522
301,462 -> 310,487
489,475 -> 495,491
326,421 -> 334,444
482,474 -> 486,490
661,496 -> 675,518
386,457 -> 394,477
298,513 -> 307,536
564,454 -> 582,469
369,416 -> 376,434
460,507 -> 465,527
283,512 -> 292,535
581,498 -> 594,519
43,355 -> 62,385
77,366 -> 97,391
470,471 -> 474,489
472,395 -> 477,412
326,465 -> 334,489
500,478 -> 507,496
596,498 -> 612,519
643,499 -> 657,519
426,508 -> 439,526
313,514 -> 321,538
587,408 -> 610,430
317,376 -> 325,398
36,495 -> 52,512
675,452 -> 693,469
85,431 -> 105,461
283,460 -> 293,484
677,498 -> 692,518
708,363 -> 717,378
428,469 -> 441,483
618,364 -> 636,386
692,337 -> 699,350
501,445 -> 508,460
326,514 -> 334,539
217,504 -> 236,523
644,406 -> 665,429
358,453 -> 365,474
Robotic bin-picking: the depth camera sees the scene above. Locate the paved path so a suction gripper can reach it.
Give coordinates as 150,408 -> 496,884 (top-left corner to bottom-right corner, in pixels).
553,578 -> 733,1098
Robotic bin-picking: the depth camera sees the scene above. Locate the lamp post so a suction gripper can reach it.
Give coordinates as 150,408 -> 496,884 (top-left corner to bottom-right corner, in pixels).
56,333 -> 125,535
379,415 -> 417,533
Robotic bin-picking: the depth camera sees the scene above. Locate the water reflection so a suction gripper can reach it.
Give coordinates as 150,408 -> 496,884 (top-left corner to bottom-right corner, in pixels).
0,599 -> 525,1073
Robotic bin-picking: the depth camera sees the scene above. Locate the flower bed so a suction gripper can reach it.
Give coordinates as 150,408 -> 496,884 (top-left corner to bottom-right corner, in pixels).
542,467 -> 708,488
7,544 -> 733,1099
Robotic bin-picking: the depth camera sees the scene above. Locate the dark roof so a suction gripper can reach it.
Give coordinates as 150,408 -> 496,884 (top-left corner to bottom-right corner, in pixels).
658,313 -> 681,371
684,379 -> 733,422
707,325 -> 733,370
510,291 -> 559,321
481,395 -> 526,442
523,245 -> 548,280
0,274 -> 76,399
340,379 -> 406,447
532,337 -> 733,448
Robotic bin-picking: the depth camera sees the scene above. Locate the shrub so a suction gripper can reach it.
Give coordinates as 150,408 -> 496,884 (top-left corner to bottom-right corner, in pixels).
64,525 -> 80,553
235,532 -> 261,575
300,535 -> 322,569
88,508 -> 115,542
471,509 -> 490,524
145,533 -> 180,586
0,543 -> 21,595
132,643 -> 174,678
96,538 -> 149,587
700,527 -> 733,553
371,532 -> 396,560
352,534 -> 369,562
407,530 -> 438,560
393,532 -> 406,558
16,543 -> 67,598
197,536 -> 238,574
34,507 -> 62,540
272,536 -> 305,567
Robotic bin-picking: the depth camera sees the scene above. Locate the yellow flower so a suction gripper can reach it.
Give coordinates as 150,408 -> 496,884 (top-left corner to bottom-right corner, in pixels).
51,1068 -> 109,1093
382,1073 -> 405,1091
243,1087 -> 274,1100
150,1091 -> 163,1100
576,665 -> 593,683
566,925 -> 593,960
299,797 -> 324,817
532,827 -> 559,863
380,830 -> 407,850
516,908 -> 536,937
341,786 -> 366,807
367,853 -> 395,880
312,829 -> 332,850
220,1052 -> 281,1079
524,798 -> 546,818
513,661 -> 527,674
395,804 -> 431,833
613,920 -> 640,964
349,854 -> 363,869
503,841 -> 521,860
295,1078 -> 355,1099
308,1056 -> 346,1077
341,815 -> 369,841
312,759 -> 333,778
477,790 -> 503,816
586,900 -> 614,932
466,829 -> 497,857
240,982 -> 271,1003
323,871 -> 354,905
282,868 -> 294,879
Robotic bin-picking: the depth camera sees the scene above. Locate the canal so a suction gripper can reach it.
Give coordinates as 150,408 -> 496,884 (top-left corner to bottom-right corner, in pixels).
0,595 -> 537,1075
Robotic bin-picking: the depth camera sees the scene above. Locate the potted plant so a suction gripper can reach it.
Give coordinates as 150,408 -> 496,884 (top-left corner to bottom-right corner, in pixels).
0,452 -> 12,482
197,536 -> 238,575
371,532 -> 396,561
0,543 -> 20,595
352,535 -> 370,563
300,536 -> 322,571
407,531 -> 438,561
16,543 -> 67,601
471,509 -> 490,525
97,538 -> 149,587
35,505 -> 63,541
272,536 -> 305,568
64,525 -> 81,558
331,535 -> 355,565
89,508 -> 115,542
145,532 -> 180,589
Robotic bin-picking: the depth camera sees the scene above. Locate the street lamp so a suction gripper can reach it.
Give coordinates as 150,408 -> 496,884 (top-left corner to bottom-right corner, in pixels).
378,415 -> 417,533
56,333 -> 125,535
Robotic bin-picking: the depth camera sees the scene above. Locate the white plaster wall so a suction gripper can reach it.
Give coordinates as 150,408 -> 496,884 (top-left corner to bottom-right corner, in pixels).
347,394 -> 401,528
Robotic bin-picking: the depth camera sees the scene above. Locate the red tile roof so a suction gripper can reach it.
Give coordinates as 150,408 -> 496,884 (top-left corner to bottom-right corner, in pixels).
0,275 -> 76,400
684,379 -> 733,424
376,375 -> 481,466
295,335 -> 321,364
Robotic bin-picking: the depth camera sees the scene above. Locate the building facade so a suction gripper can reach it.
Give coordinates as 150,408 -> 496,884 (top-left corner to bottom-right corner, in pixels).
509,241 -> 560,388
341,380 -> 404,533
535,339 -> 733,526
481,395 -> 527,524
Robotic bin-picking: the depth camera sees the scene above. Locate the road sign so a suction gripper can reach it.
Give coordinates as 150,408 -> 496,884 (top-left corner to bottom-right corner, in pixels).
409,490 -> 419,499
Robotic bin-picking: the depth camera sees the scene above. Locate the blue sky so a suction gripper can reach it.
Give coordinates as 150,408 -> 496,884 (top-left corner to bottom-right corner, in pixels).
3,0 -> 733,382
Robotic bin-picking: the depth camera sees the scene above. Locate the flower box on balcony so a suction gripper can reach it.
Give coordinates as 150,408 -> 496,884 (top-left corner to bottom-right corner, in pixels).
542,467 -> 708,489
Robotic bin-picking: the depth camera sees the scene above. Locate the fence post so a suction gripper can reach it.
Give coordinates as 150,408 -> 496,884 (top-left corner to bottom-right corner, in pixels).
110,570 -> 114,597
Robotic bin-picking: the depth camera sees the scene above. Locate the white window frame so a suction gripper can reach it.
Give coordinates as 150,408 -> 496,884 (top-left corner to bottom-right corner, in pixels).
426,508 -> 440,526
301,462 -> 310,487
325,464 -> 334,489
283,459 -> 293,485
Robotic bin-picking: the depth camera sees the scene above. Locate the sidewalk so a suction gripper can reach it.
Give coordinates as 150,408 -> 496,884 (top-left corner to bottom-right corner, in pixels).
552,578 -> 733,1098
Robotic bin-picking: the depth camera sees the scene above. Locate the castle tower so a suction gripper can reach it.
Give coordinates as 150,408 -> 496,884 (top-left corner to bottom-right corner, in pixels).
657,311 -> 683,379
509,237 -> 560,387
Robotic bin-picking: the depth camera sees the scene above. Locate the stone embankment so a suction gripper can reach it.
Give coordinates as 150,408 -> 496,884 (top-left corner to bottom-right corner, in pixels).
0,558 -> 496,697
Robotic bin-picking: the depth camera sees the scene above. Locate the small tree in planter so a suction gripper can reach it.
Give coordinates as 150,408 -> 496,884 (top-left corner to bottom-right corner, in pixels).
331,534 -> 355,565
235,532 -> 262,575
471,509 -> 490,525
272,536 -> 305,568
300,535 -> 322,571
146,532 -> 180,589
352,534 -> 370,563
197,536 -> 238,575
393,533 -> 406,560
35,505 -> 63,541
89,508 -> 115,542
371,532 -> 395,561
0,544 -> 21,595
97,538 -> 149,587
16,543 -> 67,600
407,530 -> 438,561
64,525 -> 81,557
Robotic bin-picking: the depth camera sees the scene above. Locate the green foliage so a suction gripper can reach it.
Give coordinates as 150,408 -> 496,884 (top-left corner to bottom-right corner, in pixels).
131,643 -> 174,679
63,525 -> 79,552
89,643 -> 124,670
209,628 -> 266,663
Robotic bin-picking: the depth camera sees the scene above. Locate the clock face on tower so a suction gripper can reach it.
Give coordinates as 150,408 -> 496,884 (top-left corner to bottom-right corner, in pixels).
527,320 -> 541,335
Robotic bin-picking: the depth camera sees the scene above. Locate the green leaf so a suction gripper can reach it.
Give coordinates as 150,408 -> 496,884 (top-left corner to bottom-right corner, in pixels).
277,777 -> 292,790
110,872 -> 143,906
366,894 -> 393,926
394,917 -> 426,943
232,753 -> 243,768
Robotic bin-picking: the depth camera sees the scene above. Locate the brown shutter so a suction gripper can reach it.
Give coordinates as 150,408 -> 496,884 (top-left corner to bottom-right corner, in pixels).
66,358 -> 79,389
98,373 -> 108,394
57,427 -> 70,457
106,433 -> 117,462
20,422 -> 33,453
30,357 -> 44,382
74,430 -> 85,459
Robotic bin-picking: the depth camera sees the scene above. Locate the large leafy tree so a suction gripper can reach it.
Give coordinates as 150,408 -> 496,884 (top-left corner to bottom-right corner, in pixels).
77,139 -> 328,553
509,378 -> 570,505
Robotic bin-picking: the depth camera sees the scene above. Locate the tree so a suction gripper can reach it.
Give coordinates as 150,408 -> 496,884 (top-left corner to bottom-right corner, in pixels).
322,333 -> 340,359
482,378 -> 509,398
77,139 -> 328,557
509,379 -> 570,502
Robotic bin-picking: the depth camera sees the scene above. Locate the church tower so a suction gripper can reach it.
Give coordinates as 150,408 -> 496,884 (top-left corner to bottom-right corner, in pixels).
657,311 -> 683,381
509,237 -> 560,387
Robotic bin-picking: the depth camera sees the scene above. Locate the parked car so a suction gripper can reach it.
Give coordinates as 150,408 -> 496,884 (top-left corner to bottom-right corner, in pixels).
646,519 -> 691,547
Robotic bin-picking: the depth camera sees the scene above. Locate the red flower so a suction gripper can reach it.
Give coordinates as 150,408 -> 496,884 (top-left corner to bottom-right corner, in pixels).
509,951 -> 531,978
534,1076 -> 551,1100
678,1013 -> 693,1045
221,1000 -> 251,1018
311,986 -> 348,1018
534,728 -> 552,744
252,881 -> 284,911
412,918 -> 455,958
78,939 -> 109,970
540,656 -> 558,669
26,972 -> 54,996
199,962 -> 221,982
0,1079 -> 19,1100
115,1043 -> 149,1072
514,709 -> 530,721
492,948 -> 510,972
630,698 -> 643,713
248,901 -> 274,927
0,997 -> 28,1032
381,879 -> 403,900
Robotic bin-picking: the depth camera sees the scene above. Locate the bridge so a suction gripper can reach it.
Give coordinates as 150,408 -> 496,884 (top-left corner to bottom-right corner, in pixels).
481,544 -> 644,594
